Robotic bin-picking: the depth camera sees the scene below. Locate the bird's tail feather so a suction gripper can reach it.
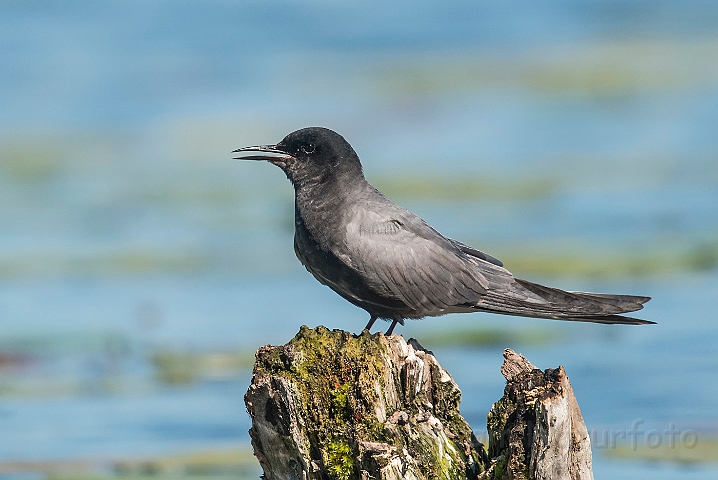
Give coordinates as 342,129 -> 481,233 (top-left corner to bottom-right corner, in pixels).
470,278 -> 654,325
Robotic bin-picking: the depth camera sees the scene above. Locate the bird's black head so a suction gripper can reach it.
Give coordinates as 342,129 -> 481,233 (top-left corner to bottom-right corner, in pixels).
233,127 -> 364,187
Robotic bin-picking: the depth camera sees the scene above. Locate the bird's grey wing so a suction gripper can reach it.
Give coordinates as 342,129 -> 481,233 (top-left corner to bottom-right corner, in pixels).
475,277 -> 653,324
340,200 -> 651,324
341,207 -> 503,315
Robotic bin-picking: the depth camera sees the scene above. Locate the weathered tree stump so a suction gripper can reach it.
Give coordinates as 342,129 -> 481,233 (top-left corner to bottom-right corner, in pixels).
244,326 -> 593,480
487,349 -> 593,480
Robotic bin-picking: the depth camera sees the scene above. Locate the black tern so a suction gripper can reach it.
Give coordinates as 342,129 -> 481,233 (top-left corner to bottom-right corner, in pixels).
234,127 -> 652,334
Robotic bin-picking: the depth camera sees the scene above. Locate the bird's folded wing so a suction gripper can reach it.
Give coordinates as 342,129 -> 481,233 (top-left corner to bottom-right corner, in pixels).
342,210 -> 494,314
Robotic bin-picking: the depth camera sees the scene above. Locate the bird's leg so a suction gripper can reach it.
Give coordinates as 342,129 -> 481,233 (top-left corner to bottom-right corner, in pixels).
385,319 -> 399,336
364,315 -> 377,331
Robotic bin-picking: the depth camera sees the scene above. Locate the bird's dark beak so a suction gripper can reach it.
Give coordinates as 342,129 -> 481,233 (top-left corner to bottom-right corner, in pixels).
232,144 -> 294,164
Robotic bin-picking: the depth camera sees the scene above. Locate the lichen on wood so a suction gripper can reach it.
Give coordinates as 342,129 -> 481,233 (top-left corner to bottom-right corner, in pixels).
244,325 -> 489,480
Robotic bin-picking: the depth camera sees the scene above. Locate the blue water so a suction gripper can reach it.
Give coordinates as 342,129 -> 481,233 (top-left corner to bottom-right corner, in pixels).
1,273 -> 716,476
1,1 -> 718,478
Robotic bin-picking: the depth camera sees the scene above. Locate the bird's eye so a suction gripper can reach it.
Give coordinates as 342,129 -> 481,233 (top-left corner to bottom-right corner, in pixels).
301,143 -> 316,154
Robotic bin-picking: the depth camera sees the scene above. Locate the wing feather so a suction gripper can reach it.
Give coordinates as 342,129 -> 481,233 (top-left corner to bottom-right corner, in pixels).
342,206 -> 491,315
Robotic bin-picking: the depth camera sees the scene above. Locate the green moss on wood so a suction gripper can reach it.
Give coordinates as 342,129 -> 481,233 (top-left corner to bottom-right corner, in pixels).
486,396 -> 515,459
250,325 -> 490,479
324,438 -> 355,480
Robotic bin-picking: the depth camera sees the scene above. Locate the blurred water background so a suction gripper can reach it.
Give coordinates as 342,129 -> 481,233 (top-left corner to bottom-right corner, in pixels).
1,1 -> 718,479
